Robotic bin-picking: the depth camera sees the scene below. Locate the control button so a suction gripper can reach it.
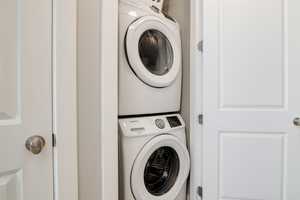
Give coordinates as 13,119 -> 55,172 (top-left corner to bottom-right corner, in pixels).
155,119 -> 165,129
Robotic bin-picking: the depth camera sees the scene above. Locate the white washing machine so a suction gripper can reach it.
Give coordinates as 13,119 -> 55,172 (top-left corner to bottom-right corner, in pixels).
119,114 -> 190,200
119,0 -> 182,116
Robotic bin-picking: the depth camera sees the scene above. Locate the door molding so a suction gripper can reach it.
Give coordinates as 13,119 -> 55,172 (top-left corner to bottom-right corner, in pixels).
189,0 -> 203,199
77,0 -> 119,199
53,0 -> 78,199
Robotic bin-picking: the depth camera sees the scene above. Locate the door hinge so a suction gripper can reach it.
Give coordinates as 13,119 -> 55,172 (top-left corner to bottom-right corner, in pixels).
198,40 -> 203,52
197,186 -> 203,198
198,114 -> 203,125
52,133 -> 56,147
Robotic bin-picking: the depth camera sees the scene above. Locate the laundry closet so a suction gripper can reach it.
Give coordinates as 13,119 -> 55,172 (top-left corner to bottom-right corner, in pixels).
78,0 -> 300,199
118,0 -> 191,199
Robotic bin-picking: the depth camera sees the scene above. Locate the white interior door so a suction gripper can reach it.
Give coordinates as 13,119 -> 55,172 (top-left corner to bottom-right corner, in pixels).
203,0 -> 300,199
0,0 -> 53,199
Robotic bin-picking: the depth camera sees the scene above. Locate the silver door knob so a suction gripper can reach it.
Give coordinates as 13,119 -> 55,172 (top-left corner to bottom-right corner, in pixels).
25,135 -> 46,155
294,118 -> 300,126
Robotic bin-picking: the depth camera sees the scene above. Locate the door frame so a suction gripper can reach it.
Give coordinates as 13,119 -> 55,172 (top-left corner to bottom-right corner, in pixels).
77,0 -> 119,200
53,0 -> 78,199
189,0 -> 203,199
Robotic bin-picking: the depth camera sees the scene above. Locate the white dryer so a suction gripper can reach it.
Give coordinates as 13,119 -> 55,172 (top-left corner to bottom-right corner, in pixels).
119,114 -> 190,200
119,0 -> 182,116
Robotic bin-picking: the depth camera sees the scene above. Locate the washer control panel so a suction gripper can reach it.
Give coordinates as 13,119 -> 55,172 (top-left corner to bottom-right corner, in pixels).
119,114 -> 185,137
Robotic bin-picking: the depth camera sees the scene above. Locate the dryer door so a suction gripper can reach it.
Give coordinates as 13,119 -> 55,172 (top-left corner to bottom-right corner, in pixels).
131,134 -> 190,200
126,16 -> 181,88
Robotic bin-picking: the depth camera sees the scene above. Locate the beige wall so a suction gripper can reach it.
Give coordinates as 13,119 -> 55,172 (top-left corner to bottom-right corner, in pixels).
164,0 -> 191,134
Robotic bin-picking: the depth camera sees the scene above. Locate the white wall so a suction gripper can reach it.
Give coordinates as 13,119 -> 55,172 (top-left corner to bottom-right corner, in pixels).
77,0 -> 118,199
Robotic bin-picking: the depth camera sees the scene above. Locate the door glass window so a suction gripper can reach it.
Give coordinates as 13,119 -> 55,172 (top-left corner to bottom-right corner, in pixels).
144,146 -> 179,196
138,30 -> 174,76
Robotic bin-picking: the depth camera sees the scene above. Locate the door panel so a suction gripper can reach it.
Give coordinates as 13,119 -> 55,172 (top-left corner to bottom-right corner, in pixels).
0,0 -> 53,199
219,0 -> 285,109
220,133 -> 285,200
0,0 -> 19,120
203,0 -> 300,199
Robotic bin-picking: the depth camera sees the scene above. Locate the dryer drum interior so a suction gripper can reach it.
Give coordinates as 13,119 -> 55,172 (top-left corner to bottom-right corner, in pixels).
144,146 -> 180,196
138,29 -> 174,76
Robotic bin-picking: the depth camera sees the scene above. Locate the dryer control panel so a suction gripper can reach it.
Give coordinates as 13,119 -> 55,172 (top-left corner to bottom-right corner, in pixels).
119,114 -> 185,137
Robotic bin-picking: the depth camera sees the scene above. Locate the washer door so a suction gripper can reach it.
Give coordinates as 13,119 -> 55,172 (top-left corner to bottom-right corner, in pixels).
131,135 -> 190,200
126,16 -> 181,88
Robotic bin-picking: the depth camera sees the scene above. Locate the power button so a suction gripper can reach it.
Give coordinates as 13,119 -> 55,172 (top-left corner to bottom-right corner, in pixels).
155,119 -> 165,129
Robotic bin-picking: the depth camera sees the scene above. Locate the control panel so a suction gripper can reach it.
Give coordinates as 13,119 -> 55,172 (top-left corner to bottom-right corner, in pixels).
119,114 -> 185,137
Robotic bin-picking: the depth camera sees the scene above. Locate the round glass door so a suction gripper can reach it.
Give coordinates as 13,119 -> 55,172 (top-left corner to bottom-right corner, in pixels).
126,16 -> 181,88
138,30 -> 174,76
144,146 -> 179,196
131,134 -> 190,200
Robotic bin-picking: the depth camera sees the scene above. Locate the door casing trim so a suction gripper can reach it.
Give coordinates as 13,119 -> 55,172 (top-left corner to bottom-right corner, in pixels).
52,0 -> 78,199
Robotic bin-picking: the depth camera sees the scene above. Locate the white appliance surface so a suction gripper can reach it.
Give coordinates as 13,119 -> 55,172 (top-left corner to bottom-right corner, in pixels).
121,0 -> 165,10
119,0 -> 182,116
119,114 -> 190,200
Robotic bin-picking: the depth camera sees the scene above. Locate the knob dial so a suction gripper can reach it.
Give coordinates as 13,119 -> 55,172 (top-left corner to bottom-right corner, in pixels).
155,119 -> 165,129
294,118 -> 300,126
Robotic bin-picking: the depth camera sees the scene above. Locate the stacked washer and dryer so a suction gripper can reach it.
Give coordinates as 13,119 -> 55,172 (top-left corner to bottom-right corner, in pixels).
118,0 -> 190,199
